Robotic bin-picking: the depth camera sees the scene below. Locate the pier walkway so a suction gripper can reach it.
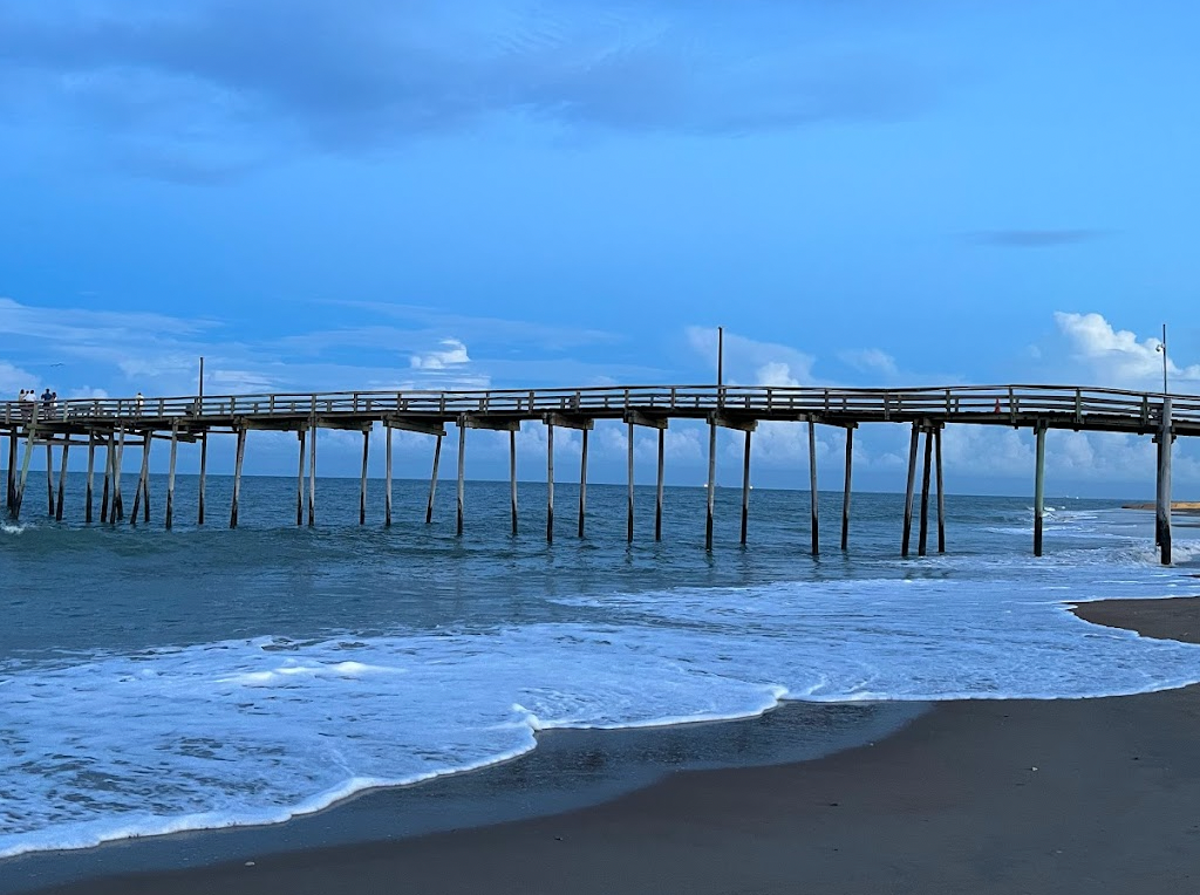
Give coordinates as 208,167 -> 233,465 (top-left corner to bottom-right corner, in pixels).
1,383 -> 1188,563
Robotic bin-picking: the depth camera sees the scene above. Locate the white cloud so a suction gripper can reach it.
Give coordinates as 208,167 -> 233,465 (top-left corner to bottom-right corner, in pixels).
685,326 -> 818,386
410,338 -> 471,370
1054,312 -> 1200,388
839,348 -> 899,378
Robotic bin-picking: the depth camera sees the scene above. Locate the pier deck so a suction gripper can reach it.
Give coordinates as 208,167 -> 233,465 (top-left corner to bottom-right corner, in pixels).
1,383 -> 1189,563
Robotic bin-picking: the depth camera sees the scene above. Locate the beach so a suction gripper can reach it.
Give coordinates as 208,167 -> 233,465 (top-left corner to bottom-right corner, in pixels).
21,595 -> 1200,895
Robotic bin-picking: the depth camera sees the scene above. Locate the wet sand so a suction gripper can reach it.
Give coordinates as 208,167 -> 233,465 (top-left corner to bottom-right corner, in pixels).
25,597 -> 1200,894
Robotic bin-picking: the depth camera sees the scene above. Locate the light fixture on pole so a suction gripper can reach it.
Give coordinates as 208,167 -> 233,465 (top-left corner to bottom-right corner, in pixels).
1155,324 -> 1168,397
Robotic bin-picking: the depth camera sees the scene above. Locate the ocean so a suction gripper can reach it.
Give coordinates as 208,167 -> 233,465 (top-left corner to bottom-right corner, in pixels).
3,473 -> 1200,882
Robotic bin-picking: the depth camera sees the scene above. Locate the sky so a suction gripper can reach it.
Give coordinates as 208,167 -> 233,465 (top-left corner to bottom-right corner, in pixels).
1,0 -> 1198,496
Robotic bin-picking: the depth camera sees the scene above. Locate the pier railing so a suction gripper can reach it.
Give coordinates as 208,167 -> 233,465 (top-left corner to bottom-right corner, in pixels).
3,383 -> 1198,427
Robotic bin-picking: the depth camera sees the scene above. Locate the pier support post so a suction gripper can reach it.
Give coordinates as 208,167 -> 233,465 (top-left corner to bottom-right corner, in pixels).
655,428 -> 665,542
45,444 -> 53,516
100,433 -> 112,523
510,431 -> 518,536
1033,423 -> 1046,557
198,432 -> 207,526
901,422 -> 919,557
705,417 -> 717,551
131,433 -> 150,525
425,434 -> 442,525
456,421 -> 466,537
809,419 -> 819,556
1156,397 -> 1173,565
166,424 -> 178,530
113,427 -> 126,522
841,427 -> 854,551
385,426 -> 393,528
5,430 -> 15,513
141,435 -> 151,523
296,430 -> 306,526
85,432 -> 96,523
230,426 -> 246,529
55,441 -> 69,522
359,427 -> 370,526
578,428 -> 588,538
918,426 -> 933,557
546,421 -> 555,544
740,430 -> 752,545
308,423 -> 317,527
627,422 -> 635,543
935,426 -> 946,553
14,420 -> 36,521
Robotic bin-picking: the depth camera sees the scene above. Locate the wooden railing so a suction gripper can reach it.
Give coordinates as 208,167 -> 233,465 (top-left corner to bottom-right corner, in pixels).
2,384 -> 1198,427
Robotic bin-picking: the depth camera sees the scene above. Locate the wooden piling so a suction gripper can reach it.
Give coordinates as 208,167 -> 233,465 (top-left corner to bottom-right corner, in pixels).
296,429 -> 306,526
655,428 -> 665,542
5,430 -> 15,513
385,426 -> 393,528
1157,397 -> 1173,565
14,418 -> 36,520
740,430 -> 751,545
545,422 -> 556,543
308,423 -> 317,527
918,427 -> 933,556
141,435 -> 151,523
456,422 -> 466,537
1033,423 -> 1046,557
809,419 -> 819,556
130,434 -> 150,526
85,432 -> 96,523
198,432 -> 207,526
509,430 -> 518,536
901,422 -> 919,557
55,442 -> 69,521
359,428 -> 369,526
166,424 -> 178,530
45,444 -> 53,516
230,426 -> 247,529
627,422 -> 635,543
705,418 -> 717,551
112,428 -> 125,522
935,425 -> 946,553
578,428 -> 588,538
100,433 -> 112,523
425,434 -> 442,525
841,427 -> 854,551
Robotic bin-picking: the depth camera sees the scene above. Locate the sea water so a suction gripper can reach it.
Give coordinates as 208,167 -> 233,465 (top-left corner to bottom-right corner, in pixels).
2,474 -> 1200,863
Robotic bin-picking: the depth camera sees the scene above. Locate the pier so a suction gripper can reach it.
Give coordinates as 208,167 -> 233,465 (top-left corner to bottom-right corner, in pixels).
1,383 -> 1188,563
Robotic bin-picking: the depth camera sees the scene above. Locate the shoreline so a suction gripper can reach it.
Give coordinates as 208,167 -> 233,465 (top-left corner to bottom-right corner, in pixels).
15,595 -> 1200,894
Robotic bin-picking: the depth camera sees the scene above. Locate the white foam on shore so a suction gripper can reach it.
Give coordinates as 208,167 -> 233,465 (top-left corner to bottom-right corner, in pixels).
3,512 -> 1200,859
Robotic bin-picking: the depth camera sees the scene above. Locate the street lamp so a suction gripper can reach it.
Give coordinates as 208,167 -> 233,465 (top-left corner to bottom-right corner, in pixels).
1155,324 -> 1168,396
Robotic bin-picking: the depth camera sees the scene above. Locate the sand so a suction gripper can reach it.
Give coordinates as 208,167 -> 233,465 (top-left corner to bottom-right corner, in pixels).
20,597 -> 1200,895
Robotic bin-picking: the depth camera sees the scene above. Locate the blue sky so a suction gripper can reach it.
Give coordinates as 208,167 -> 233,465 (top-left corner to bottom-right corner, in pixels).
2,0 -> 1199,495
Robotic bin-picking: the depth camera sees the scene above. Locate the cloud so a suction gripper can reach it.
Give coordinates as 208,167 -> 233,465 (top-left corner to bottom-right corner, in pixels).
968,230 -> 1106,248
0,0 -> 947,177
686,326 -> 818,387
839,348 -> 899,377
410,338 -> 471,370
1054,312 -> 1200,388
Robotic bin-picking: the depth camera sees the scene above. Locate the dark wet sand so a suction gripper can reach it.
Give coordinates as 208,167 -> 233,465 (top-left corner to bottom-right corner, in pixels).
28,597 -> 1200,894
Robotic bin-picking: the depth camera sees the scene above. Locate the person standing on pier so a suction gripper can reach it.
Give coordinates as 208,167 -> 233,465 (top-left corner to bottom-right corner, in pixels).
135,392 -> 144,415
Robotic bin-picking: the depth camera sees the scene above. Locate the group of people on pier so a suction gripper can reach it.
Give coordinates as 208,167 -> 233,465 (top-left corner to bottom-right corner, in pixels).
16,388 -> 58,420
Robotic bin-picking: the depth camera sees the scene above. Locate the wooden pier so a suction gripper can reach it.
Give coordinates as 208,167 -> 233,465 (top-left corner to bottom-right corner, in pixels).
1,383 -> 1189,563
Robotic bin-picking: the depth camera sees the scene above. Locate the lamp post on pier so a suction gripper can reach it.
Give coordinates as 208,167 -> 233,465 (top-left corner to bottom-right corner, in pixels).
1155,323 -> 1172,565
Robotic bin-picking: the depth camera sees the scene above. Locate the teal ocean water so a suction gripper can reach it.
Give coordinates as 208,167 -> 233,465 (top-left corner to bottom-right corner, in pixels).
3,473 -> 1200,864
